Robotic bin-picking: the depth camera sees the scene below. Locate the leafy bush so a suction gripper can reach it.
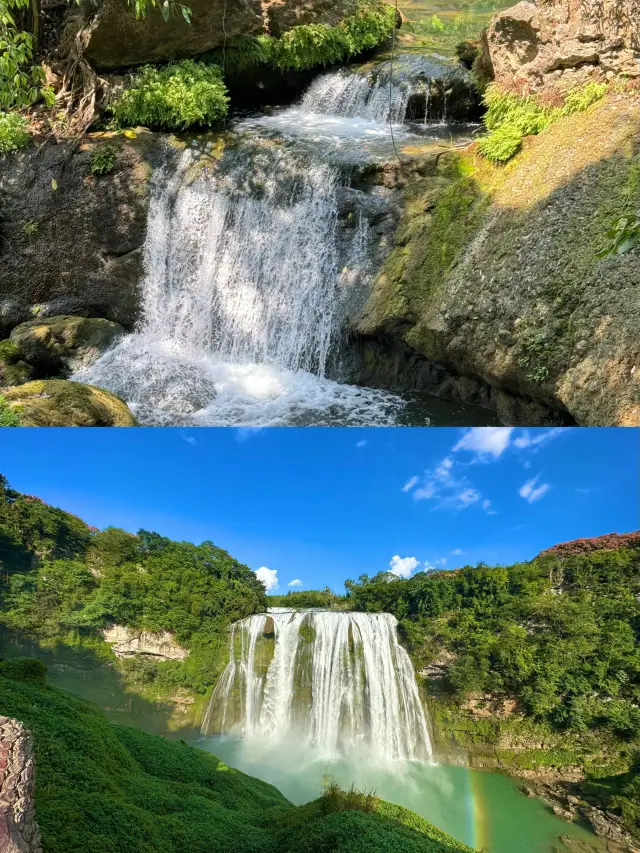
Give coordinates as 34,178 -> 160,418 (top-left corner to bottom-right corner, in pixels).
260,3 -> 396,72
478,82 -> 608,163
0,656 -> 46,682
110,60 -> 229,130
0,111 -> 29,153
90,144 -> 117,175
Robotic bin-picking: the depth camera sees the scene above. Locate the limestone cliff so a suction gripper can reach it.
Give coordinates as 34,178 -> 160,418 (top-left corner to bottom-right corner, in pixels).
0,718 -> 41,853
487,0 -> 640,94
101,626 -> 189,660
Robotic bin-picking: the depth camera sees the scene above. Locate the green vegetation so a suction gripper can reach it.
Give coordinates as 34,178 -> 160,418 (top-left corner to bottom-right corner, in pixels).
0,664 -> 473,853
209,3 -> 396,74
596,212 -> 640,258
110,61 -> 230,131
478,82 -> 608,163
0,395 -> 21,426
0,475 -> 267,695
270,588 -> 345,609
0,110 -> 29,152
90,144 -> 117,176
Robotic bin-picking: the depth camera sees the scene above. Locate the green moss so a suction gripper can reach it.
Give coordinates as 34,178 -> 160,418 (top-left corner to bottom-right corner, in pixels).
0,339 -> 35,387
0,396 -> 21,426
2,379 -> 137,426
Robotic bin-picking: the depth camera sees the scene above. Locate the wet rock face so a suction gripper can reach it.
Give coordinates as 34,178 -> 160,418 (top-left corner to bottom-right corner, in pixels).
487,0 -> 640,93
0,718 -> 41,853
78,0 -> 358,71
0,131 -> 162,339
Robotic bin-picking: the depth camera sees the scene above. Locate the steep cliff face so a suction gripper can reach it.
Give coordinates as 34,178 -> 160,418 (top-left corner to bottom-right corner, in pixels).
487,0 -> 640,94
77,0 -> 358,70
353,96 -> 640,426
101,626 -> 189,660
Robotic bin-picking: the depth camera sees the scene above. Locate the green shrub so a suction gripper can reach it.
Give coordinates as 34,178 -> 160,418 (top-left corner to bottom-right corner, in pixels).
260,2 -> 396,72
478,82 -> 608,163
90,144 -> 117,175
110,60 -> 229,130
0,112 -> 30,154
0,656 -> 47,682
0,395 -> 21,426
596,212 -> 640,258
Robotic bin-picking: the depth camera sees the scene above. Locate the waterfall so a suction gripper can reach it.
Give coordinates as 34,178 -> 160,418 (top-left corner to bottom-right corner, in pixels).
203,609 -> 433,763
75,140 -> 403,426
299,68 -> 412,124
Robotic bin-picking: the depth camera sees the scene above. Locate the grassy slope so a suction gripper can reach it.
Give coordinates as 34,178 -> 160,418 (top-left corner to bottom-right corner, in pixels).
0,668 -> 474,853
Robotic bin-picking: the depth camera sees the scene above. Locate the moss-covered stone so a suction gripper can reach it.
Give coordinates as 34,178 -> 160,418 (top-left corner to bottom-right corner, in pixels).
0,339 -> 35,387
9,316 -> 124,377
3,379 -> 136,426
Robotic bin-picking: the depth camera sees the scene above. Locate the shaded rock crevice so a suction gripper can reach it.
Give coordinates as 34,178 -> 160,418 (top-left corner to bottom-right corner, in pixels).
0,718 -> 41,853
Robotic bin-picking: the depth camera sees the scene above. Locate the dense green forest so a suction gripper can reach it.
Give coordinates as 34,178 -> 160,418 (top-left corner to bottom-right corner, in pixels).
345,544 -> 640,739
0,474 -> 267,694
0,659 -> 473,853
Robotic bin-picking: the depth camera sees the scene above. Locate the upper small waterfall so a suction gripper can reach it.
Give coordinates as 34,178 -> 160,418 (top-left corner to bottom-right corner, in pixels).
203,608 -> 433,763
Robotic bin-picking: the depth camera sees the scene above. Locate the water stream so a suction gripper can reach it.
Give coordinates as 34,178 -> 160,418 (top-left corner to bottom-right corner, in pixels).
75,61 -> 493,427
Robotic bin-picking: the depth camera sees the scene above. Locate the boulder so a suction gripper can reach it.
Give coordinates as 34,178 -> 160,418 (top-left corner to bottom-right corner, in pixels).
0,340 -> 36,388
3,379 -> 136,426
9,316 -> 124,376
75,0 -> 358,71
487,0 -> 640,94
0,130 -> 161,338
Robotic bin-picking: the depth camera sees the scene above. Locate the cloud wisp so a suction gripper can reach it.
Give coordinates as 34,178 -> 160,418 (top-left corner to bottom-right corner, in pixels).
389,555 -> 420,578
519,475 -> 551,504
288,579 -> 303,587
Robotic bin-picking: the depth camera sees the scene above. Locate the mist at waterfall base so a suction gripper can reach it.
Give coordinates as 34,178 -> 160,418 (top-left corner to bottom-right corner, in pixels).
74,64 -> 490,427
197,610 -> 602,853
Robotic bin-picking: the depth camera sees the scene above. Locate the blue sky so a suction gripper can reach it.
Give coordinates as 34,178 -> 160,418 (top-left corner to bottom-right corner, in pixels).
0,427 -> 637,593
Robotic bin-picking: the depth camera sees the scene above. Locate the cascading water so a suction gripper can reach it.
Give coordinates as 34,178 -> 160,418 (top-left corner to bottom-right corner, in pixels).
202,608 -> 433,763
75,140 -> 404,426
75,57 -> 481,426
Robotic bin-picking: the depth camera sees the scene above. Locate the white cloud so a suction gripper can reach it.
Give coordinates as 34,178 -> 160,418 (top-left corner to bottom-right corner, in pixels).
453,427 -> 513,460
181,434 -> 197,446
255,566 -> 278,592
451,548 -> 464,556
288,579 -> 303,587
402,475 -> 419,493
356,440 -> 368,448
407,456 -> 493,513
514,428 -> 563,450
389,555 -> 420,578
519,475 -> 551,504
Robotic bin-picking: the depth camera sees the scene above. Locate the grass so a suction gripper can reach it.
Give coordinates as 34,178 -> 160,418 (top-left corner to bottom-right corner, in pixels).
0,395 -> 21,426
0,663 -> 476,853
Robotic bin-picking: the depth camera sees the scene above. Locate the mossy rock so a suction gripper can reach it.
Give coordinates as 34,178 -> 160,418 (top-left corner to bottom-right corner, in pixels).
9,315 -> 125,376
3,379 -> 136,426
0,339 -> 35,387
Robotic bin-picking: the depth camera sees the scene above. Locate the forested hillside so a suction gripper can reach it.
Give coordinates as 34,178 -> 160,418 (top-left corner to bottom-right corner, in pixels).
0,660 -> 473,853
0,474 -> 267,694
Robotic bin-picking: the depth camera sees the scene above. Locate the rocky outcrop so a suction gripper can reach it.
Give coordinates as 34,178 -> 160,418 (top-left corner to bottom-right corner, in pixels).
101,626 -> 189,660
538,530 -> 640,558
9,316 -> 124,377
76,0 -> 358,71
0,718 -> 41,853
0,130 -> 162,338
487,0 -> 640,94
3,379 -> 137,426
352,96 -> 640,426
